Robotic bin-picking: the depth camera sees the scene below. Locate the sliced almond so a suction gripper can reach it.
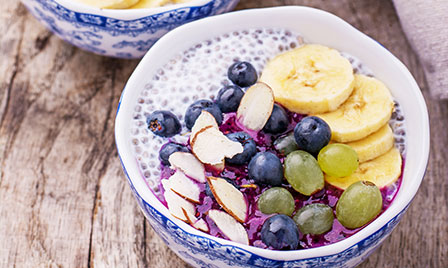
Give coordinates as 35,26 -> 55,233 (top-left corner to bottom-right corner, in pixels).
169,152 -> 206,183
168,171 -> 201,203
237,82 -> 274,131
181,207 -> 197,224
192,218 -> 209,232
182,208 -> 209,232
207,177 -> 247,223
162,180 -> 196,222
191,127 -> 243,165
208,160 -> 225,173
191,110 -> 218,141
208,209 -> 249,245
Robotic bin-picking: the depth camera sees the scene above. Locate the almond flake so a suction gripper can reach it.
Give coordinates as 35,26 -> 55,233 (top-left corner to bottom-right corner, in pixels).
191,127 -> 243,165
191,110 -> 218,141
162,180 -> 196,222
208,209 -> 249,245
192,218 -> 209,232
169,152 -> 206,183
237,82 -> 274,131
208,160 -> 225,173
181,207 -> 197,224
207,177 -> 247,223
168,171 -> 201,203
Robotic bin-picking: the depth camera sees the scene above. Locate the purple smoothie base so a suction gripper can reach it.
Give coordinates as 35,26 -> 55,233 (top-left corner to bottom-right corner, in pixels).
154,112 -> 404,250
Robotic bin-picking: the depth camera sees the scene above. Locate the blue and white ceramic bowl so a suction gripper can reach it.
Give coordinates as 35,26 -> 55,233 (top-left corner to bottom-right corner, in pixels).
21,0 -> 239,58
115,6 -> 430,268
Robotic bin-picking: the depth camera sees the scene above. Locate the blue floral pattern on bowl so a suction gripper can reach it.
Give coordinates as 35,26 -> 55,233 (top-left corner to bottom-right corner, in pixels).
21,0 -> 240,58
117,151 -> 407,268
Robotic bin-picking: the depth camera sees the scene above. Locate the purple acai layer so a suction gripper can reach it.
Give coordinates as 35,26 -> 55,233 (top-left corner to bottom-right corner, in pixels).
156,112 -> 404,249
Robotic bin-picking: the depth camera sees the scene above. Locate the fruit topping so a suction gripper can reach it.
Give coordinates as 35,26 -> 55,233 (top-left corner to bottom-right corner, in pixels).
80,0 -> 139,9
146,110 -> 181,137
260,44 -> 354,114
260,214 -> 300,250
248,152 -> 284,186
236,82 -> 275,131
227,61 -> 258,87
274,132 -> 299,156
159,142 -> 189,166
162,180 -> 196,223
143,35 -> 405,250
336,181 -> 383,229
190,110 -> 219,141
294,116 -> 331,156
318,144 -> 358,177
207,176 -> 247,223
225,132 -> 257,165
293,203 -> 334,235
346,123 -> 394,163
257,187 -> 295,216
167,171 -> 201,203
325,147 -> 402,190
168,152 -> 206,183
284,150 -> 324,196
191,126 -> 243,165
263,104 -> 290,134
315,74 -> 394,142
208,209 -> 249,245
216,85 -> 245,113
185,99 -> 223,130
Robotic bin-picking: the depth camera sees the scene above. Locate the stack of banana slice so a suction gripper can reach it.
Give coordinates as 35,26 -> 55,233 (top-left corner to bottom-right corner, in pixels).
75,0 -> 189,9
260,44 -> 402,190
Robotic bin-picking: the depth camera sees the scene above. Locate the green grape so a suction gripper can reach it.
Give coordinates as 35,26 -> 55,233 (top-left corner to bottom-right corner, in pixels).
336,181 -> 383,229
257,187 -> 295,216
293,203 -> 334,235
318,144 -> 358,177
284,150 -> 324,196
274,132 -> 299,155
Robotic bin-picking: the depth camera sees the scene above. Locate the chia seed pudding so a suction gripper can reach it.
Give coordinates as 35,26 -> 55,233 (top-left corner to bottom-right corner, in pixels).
130,28 -> 406,249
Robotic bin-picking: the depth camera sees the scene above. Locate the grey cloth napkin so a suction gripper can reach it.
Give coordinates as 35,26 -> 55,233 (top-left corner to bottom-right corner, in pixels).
393,0 -> 448,99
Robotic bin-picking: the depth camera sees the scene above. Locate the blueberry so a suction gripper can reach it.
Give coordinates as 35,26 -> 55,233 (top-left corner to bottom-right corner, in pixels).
261,214 -> 300,250
185,99 -> 223,130
228,61 -> 258,87
216,85 -> 244,113
248,152 -> 283,186
263,104 -> 289,134
159,142 -> 189,166
294,116 -> 331,155
146,110 -> 181,137
225,132 -> 257,165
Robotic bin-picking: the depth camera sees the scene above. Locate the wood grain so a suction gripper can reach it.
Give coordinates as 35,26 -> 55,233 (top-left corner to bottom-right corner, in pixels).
0,0 -> 446,267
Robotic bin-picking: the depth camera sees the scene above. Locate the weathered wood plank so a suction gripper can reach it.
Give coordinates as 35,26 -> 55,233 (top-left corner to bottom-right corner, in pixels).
0,0 -> 445,268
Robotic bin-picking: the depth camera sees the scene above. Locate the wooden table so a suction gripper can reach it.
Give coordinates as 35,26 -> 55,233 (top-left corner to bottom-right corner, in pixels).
0,0 -> 446,267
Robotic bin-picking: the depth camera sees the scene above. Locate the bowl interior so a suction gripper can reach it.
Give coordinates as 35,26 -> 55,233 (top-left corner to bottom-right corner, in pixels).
115,6 -> 429,260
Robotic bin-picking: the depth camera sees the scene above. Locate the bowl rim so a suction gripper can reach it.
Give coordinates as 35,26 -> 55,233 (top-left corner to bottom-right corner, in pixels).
115,5 -> 430,261
53,0 -> 215,18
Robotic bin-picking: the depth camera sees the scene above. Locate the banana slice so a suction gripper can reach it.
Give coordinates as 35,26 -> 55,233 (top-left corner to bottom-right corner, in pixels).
316,75 -> 394,142
325,147 -> 402,190
129,0 -> 171,8
346,124 -> 394,163
77,0 -> 140,9
260,44 -> 354,114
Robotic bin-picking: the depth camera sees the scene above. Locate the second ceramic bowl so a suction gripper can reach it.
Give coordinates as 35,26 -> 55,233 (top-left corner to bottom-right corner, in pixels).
21,0 -> 240,58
